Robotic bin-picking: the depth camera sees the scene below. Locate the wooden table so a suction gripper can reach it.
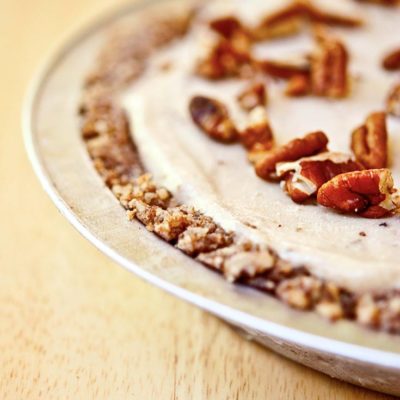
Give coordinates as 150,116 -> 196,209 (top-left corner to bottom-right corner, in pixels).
0,0 -> 396,398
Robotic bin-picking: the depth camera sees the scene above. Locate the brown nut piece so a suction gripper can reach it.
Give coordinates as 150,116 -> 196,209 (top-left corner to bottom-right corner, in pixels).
253,1 -> 361,41
196,38 -> 252,80
317,169 -> 400,218
356,0 -> 399,5
189,96 -> 238,143
253,1 -> 309,40
209,16 -> 249,40
239,106 -> 274,152
285,74 -> 311,96
306,3 -> 362,27
257,59 -> 310,80
387,83 -> 400,117
311,28 -> 349,98
276,152 -> 363,203
237,82 -> 267,111
255,131 -> 328,180
382,48 -> 400,71
351,111 -> 388,169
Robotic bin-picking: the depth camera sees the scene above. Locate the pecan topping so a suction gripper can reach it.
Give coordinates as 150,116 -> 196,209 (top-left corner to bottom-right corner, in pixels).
239,106 -> 274,152
311,29 -> 349,98
387,83 -> 400,117
189,96 -> 238,143
382,48 -> 400,71
276,152 -> 363,203
196,38 -> 252,80
285,74 -> 311,97
351,111 -> 388,169
306,4 -> 362,27
257,59 -> 310,80
237,82 -> 267,111
209,16 -> 249,40
197,17 -> 253,81
317,169 -> 400,218
253,1 -> 309,40
255,131 -> 328,180
253,1 -> 361,40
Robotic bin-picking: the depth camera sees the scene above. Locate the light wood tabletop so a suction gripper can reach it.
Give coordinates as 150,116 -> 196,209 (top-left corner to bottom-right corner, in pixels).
0,0 -> 396,398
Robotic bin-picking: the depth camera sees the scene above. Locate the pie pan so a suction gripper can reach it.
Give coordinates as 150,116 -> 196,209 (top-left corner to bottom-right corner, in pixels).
23,0 -> 400,395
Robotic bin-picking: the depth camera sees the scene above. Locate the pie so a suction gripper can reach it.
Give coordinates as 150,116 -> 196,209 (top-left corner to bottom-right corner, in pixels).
79,0 -> 400,333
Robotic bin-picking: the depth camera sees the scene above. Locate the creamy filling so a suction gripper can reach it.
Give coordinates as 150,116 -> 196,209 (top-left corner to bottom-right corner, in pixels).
122,0 -> 400,293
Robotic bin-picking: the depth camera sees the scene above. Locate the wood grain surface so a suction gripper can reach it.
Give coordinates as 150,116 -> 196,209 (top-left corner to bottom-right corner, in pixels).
0,0 -> 396,398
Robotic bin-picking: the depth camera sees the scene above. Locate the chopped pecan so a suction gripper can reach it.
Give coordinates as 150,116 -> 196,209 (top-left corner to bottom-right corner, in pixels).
189,96 -> 238,143
209,16 -> 249,40
82,97 -> 141,186
237,82 -> 267,111
285,74 -> 311,96
276,152 -> 363,203
317,169 -> 400,218
176,226 -> 233,256
197,18 -> 253,81
253,1 -> 361,40
311,29 -> 349,98
253,1 -> 309,40
113,173 -> 173,209
197,243 -> 276,282
382,48 -> 400,71
387,83 -> 400,117
239,106 -> 274,152
276,276 -> 323,310
255,131 -> 328,180
196,37 -> 253,80
307,3 -> 362,27
257,59 -> 310,80
351,111 -> 388,169
356,294 -> 381,327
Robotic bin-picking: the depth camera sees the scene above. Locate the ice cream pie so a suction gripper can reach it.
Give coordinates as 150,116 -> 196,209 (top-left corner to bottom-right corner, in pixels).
79,0 -> 400,333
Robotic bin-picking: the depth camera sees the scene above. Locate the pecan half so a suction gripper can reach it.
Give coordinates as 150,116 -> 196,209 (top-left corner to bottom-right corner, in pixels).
237,82 -> 267,111
189,96 -> 238,143
255,131 -> 328,180
276,152 -> 363,203
382,48 -> 400,71
257,59 -> 310,80
387,83 -> 400,117
239,106 -> 274,152
285,74 -> 311,96
311,29 -> 349,98
351,111 -> 388,169
317,169 -> 400,218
